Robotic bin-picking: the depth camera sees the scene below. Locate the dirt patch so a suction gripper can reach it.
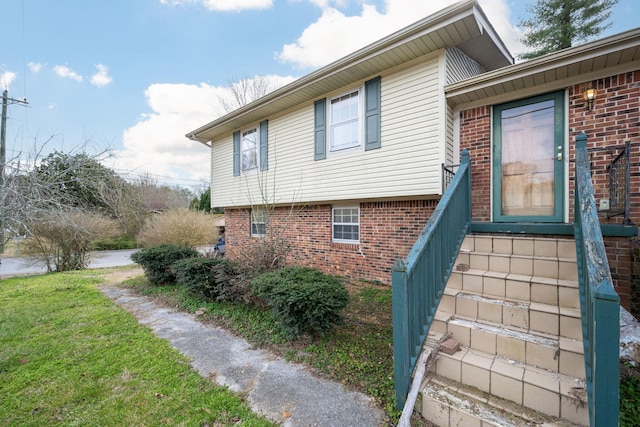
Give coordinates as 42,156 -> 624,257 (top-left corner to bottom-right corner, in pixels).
95,267 -> 145,286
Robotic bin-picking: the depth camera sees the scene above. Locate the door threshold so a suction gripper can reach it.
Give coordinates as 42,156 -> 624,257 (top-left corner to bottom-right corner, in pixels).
471,222 -> 637,237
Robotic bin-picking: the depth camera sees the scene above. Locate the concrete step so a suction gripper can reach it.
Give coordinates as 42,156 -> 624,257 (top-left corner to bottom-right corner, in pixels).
454,251 -> 578,282
430,314 -> 585,378
436,289 -> 583,341
447,268 -> 580,310
461,235 -> 577,260
419,373 -> 586,426
425,341 -> 588,424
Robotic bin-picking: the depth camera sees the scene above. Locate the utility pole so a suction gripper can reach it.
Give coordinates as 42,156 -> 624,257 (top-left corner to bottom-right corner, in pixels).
0,89 -> 29,254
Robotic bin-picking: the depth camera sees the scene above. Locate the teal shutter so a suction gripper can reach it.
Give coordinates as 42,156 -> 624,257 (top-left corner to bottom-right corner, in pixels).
233,131 -> 240,176
260,120 -> 268,171
364,76 -> 381,151
314,99 -> 326,160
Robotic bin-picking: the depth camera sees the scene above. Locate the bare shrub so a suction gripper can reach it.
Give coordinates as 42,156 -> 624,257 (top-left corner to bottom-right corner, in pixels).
235,214 -> 293,277
23,209 -> 118,272
136,209 -> 219,248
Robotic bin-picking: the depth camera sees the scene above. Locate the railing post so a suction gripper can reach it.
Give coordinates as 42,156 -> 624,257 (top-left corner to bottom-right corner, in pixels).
392,258 -> 410,410
594,281 -> 620,426
574,130 -> 621,426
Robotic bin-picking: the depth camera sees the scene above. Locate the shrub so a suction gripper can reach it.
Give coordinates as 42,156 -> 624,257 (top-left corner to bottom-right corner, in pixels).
173,257 -> 244,302
621,375 -> 640,427
23,209 -> 119,272
250,266 -> 349,339
91,235 -> 138,250
131,244 -> 200,285
136,209 -> 219,248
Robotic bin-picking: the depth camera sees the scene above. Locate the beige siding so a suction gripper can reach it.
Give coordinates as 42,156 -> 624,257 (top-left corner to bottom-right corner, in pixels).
445,47 -> 485,85
211,55 -> 446,208
446,104 -> 455,165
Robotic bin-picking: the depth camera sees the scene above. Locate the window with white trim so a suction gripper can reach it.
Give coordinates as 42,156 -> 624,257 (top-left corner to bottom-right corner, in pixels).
241,127 -> 258,172
332,206 -> 360,243
329,89 -> 361,152
251,209 -> 266,236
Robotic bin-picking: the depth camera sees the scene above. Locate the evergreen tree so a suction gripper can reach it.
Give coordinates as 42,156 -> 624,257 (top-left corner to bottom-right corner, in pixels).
33,151 -> 125,212
519,0 -> 618,60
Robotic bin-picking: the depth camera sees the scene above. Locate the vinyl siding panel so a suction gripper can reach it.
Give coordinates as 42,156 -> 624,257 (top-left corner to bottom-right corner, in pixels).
446,104 -> 454,165
211,56 -> 445,207
445,46 -> 486,85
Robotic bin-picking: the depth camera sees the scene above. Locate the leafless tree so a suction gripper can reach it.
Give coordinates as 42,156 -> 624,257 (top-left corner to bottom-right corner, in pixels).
0,136 -> 62,252
95,178 -> 148,237
219,75 -> 278,114
0,139 -> 130,272
132,172 -> 193,212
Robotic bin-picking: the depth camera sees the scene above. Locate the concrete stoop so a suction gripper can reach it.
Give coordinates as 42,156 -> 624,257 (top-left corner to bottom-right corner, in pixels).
417,235 -> 589,427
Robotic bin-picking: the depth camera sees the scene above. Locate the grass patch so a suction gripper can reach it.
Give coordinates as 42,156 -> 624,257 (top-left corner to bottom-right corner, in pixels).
0,271 -> 274,427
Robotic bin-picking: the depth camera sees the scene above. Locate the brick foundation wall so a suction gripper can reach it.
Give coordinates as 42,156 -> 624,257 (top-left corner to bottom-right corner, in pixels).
458,71 -> 640,313
224,200 -> 438,284
606,237 -> 633,311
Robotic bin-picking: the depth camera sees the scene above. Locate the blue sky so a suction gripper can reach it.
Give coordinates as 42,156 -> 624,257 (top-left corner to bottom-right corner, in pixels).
1,0 -> 637,190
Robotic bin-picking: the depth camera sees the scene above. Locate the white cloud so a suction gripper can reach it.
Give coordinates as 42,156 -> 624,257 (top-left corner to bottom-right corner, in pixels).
1,71 -> 17,89
159,0 -> 272,11
125,0 -> 527,183
110,75 -> 295,182
478,0 -> 526,58
28,62 -> 43,73
277,0 -> 525,69
53,65 -> 83,82
90,64 -> 113,87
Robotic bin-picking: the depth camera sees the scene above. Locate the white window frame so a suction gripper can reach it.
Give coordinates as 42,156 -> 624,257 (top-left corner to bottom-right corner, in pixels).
328,88 -> 363,153
332,206 -> 360,244
241,127 -> 259,173
251,209 -> 266,237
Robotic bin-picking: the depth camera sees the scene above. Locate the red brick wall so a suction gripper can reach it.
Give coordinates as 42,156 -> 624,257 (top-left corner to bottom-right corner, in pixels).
224,200 -> 438,284
606,237 -> 633,310
567,71 -> 640,225
458,71 -> 640,313
460,106 -> 492,222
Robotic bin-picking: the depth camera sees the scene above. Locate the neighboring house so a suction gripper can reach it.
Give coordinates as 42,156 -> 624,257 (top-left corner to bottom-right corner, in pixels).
189,0 -> 639,425
188,0 -> 512,284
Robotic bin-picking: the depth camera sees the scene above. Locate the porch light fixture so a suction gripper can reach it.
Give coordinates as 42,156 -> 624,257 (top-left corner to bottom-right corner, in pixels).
583,83 -> 597,111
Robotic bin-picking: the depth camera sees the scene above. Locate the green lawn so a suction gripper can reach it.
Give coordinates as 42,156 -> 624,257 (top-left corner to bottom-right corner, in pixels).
0,270 -> 274,427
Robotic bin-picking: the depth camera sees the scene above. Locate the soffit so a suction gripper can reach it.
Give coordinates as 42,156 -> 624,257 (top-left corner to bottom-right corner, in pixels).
446,28 -> 640,109
188,0 -> 513,144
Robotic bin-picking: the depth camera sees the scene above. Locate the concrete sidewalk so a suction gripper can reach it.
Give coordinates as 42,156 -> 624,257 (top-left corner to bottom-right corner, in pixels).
99,284 -> 386,427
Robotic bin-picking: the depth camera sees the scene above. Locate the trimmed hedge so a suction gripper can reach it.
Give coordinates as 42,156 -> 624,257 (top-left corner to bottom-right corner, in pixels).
173,257 -> 243,302
250,266 -> 349,338
131,244 -> 200,285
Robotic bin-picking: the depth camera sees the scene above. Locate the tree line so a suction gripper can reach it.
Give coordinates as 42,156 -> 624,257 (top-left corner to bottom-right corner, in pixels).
1,149 -> 211,272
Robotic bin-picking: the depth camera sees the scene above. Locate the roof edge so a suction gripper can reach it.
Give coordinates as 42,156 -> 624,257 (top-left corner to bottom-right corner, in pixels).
446,27 -> 640,100
187,0 -> 491,142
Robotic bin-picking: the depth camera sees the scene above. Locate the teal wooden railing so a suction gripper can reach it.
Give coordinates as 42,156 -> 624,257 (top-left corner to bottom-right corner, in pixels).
392,149 -> 471,409
573,131 -> 620,426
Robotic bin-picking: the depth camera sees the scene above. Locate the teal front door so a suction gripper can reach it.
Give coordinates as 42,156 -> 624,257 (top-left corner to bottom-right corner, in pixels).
493,91 -> 565,222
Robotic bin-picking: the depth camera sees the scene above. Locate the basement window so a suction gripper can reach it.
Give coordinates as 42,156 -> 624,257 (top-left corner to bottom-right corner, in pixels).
251,209 -> 266,237
332,206 -> 360,243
